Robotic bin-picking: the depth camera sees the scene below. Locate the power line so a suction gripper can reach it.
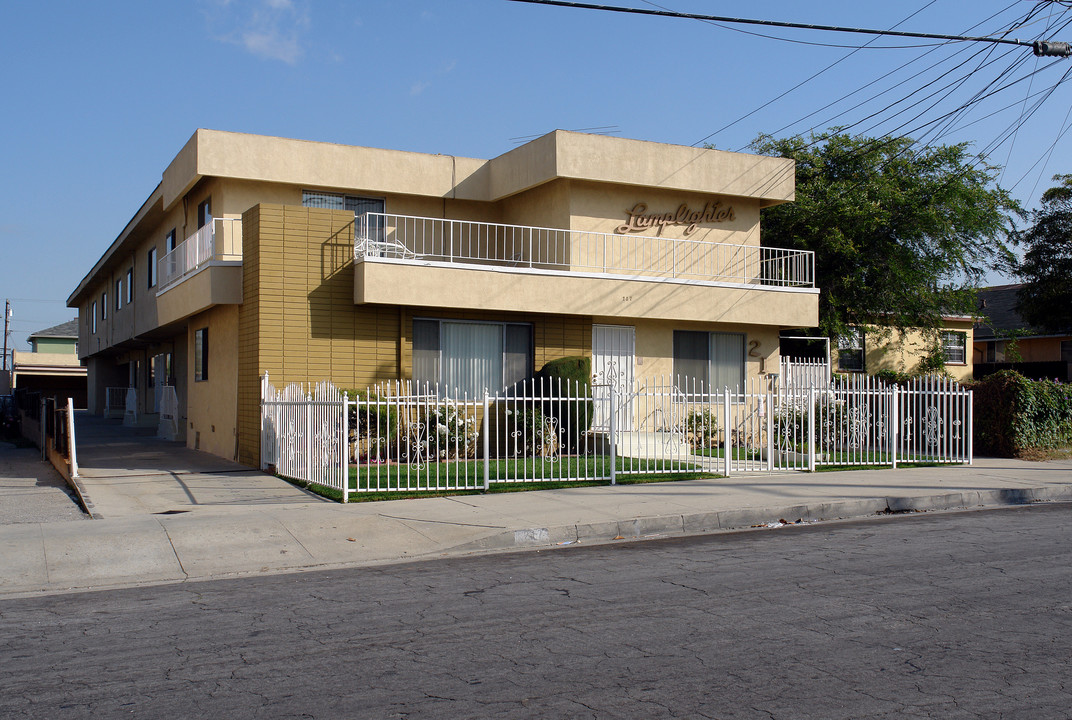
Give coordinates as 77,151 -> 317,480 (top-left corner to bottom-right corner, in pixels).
506,0 -> 1072,55
731,1 -> 1038,151
634,0 -> 944,50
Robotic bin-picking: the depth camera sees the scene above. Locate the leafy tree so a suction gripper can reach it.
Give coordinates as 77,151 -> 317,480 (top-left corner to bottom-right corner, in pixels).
1016,174 -> 1072,333
751,131 -> 1019,342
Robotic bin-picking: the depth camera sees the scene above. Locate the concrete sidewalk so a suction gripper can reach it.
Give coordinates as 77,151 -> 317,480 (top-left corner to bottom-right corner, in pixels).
1,414 -> 1071,598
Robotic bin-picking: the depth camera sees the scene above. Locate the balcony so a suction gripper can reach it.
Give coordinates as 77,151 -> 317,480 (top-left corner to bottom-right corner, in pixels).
353,213 -> 818,327
156,218 -> 243,326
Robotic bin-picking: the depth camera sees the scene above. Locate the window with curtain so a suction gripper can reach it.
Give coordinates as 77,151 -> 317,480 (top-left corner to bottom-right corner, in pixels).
673,330 -> 746,397
412,319 -> 532,397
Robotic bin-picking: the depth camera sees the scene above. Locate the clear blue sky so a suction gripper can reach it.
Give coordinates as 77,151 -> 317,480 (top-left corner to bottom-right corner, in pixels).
3,0 -> 1070,355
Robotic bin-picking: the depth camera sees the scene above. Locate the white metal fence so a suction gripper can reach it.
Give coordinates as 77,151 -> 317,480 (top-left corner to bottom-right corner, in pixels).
355,212 -> 815,288
261,375 -> 349,496
260,372 -> 972,502
780,356 -> 830,390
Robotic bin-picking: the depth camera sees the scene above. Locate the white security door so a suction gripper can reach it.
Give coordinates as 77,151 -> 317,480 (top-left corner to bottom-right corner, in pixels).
592,324 -> 635,432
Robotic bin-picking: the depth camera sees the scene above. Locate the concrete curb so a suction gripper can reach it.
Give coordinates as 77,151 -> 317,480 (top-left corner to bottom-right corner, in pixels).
42,444 -> 103,521
448,486 -> 1072,554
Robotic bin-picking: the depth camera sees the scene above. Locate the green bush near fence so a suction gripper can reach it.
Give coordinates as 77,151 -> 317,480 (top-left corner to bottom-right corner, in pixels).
970,370 -> 1072,457
535,356 -> 594,452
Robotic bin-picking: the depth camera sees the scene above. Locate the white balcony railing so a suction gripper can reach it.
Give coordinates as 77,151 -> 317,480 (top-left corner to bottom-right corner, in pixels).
354,213 -> 814,288
158,218 -> 242,292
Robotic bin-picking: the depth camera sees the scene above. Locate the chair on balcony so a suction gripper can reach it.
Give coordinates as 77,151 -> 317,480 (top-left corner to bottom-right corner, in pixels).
355,238 -> 419,260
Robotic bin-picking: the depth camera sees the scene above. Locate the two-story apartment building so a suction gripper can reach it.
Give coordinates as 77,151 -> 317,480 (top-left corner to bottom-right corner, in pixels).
68,129 -> 818,465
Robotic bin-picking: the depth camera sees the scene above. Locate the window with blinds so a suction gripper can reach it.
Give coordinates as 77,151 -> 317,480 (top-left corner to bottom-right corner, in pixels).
941,331 -> 966,365
302,191 -> 384,216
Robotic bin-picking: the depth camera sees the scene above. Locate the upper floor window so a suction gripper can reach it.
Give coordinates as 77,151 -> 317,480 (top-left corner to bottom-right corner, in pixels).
197,199 -> 212,229
941,331 -> 966,365
91,302 -> 97,333
302,191 -> 384,217
165,229 -> 176,254
115,279 -> 122,310
148,247 -> 157,288
102,292 -> 108,320
838,328 -> 865,372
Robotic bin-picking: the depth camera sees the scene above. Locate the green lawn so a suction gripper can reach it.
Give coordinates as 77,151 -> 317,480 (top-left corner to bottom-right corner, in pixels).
274,455 -> 710,502
694,446 -> 764,461
351,455 -> 702,492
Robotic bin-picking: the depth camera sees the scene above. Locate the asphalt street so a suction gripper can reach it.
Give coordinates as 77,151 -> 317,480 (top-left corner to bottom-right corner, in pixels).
2,503 -> 1070,719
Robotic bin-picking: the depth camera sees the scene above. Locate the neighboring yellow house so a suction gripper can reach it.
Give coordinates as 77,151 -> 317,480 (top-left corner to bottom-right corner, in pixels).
834,318 -> 975,382
67,129 -> 819,464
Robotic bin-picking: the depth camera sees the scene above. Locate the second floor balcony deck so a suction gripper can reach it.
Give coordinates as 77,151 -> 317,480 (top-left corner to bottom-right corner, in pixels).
156,218 -> 243,326
353,212 -> 818,327
158,218 -> 242,293
354,213 -> 814,288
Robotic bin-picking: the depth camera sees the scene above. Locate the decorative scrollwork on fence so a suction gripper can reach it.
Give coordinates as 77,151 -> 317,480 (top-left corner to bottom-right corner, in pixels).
923,405 -> 944,451
403,420 -> 428,469
846,405 -> 868,450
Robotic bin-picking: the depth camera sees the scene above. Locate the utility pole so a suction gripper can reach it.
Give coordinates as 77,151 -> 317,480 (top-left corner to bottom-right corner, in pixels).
2,300 -> 10,372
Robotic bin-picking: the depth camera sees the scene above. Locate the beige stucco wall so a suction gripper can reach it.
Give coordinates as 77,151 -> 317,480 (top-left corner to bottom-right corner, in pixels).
156,263 -> 243,327
630,319 -> 781,385
186,305 -> 239,459
356,261 -> 818,328
567,180 -> 759,245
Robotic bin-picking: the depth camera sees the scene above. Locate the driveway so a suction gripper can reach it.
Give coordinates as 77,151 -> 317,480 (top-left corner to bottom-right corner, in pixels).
72,413 -> 329,518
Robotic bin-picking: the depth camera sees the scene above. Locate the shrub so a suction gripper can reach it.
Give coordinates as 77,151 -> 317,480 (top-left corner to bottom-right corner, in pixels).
415,405 -> 479,461
971,370 -> 1072,457
346,390 -> 400,462
684,410 -> 717,451
535,356 -> 593,452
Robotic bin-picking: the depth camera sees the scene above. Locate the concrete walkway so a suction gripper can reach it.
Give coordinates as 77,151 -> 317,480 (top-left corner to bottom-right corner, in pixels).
1,413 -> 1070,598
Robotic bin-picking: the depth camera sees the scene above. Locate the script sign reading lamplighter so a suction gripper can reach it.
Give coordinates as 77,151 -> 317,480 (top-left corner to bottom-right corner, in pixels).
616,201 -> 735,236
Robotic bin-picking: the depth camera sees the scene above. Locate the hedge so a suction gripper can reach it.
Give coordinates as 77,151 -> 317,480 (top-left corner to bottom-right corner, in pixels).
970,370 -> 1072,457
535,356 -> 593,452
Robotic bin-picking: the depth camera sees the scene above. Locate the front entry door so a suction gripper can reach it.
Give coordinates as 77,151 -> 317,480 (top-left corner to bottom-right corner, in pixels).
592,324 -> 635,432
